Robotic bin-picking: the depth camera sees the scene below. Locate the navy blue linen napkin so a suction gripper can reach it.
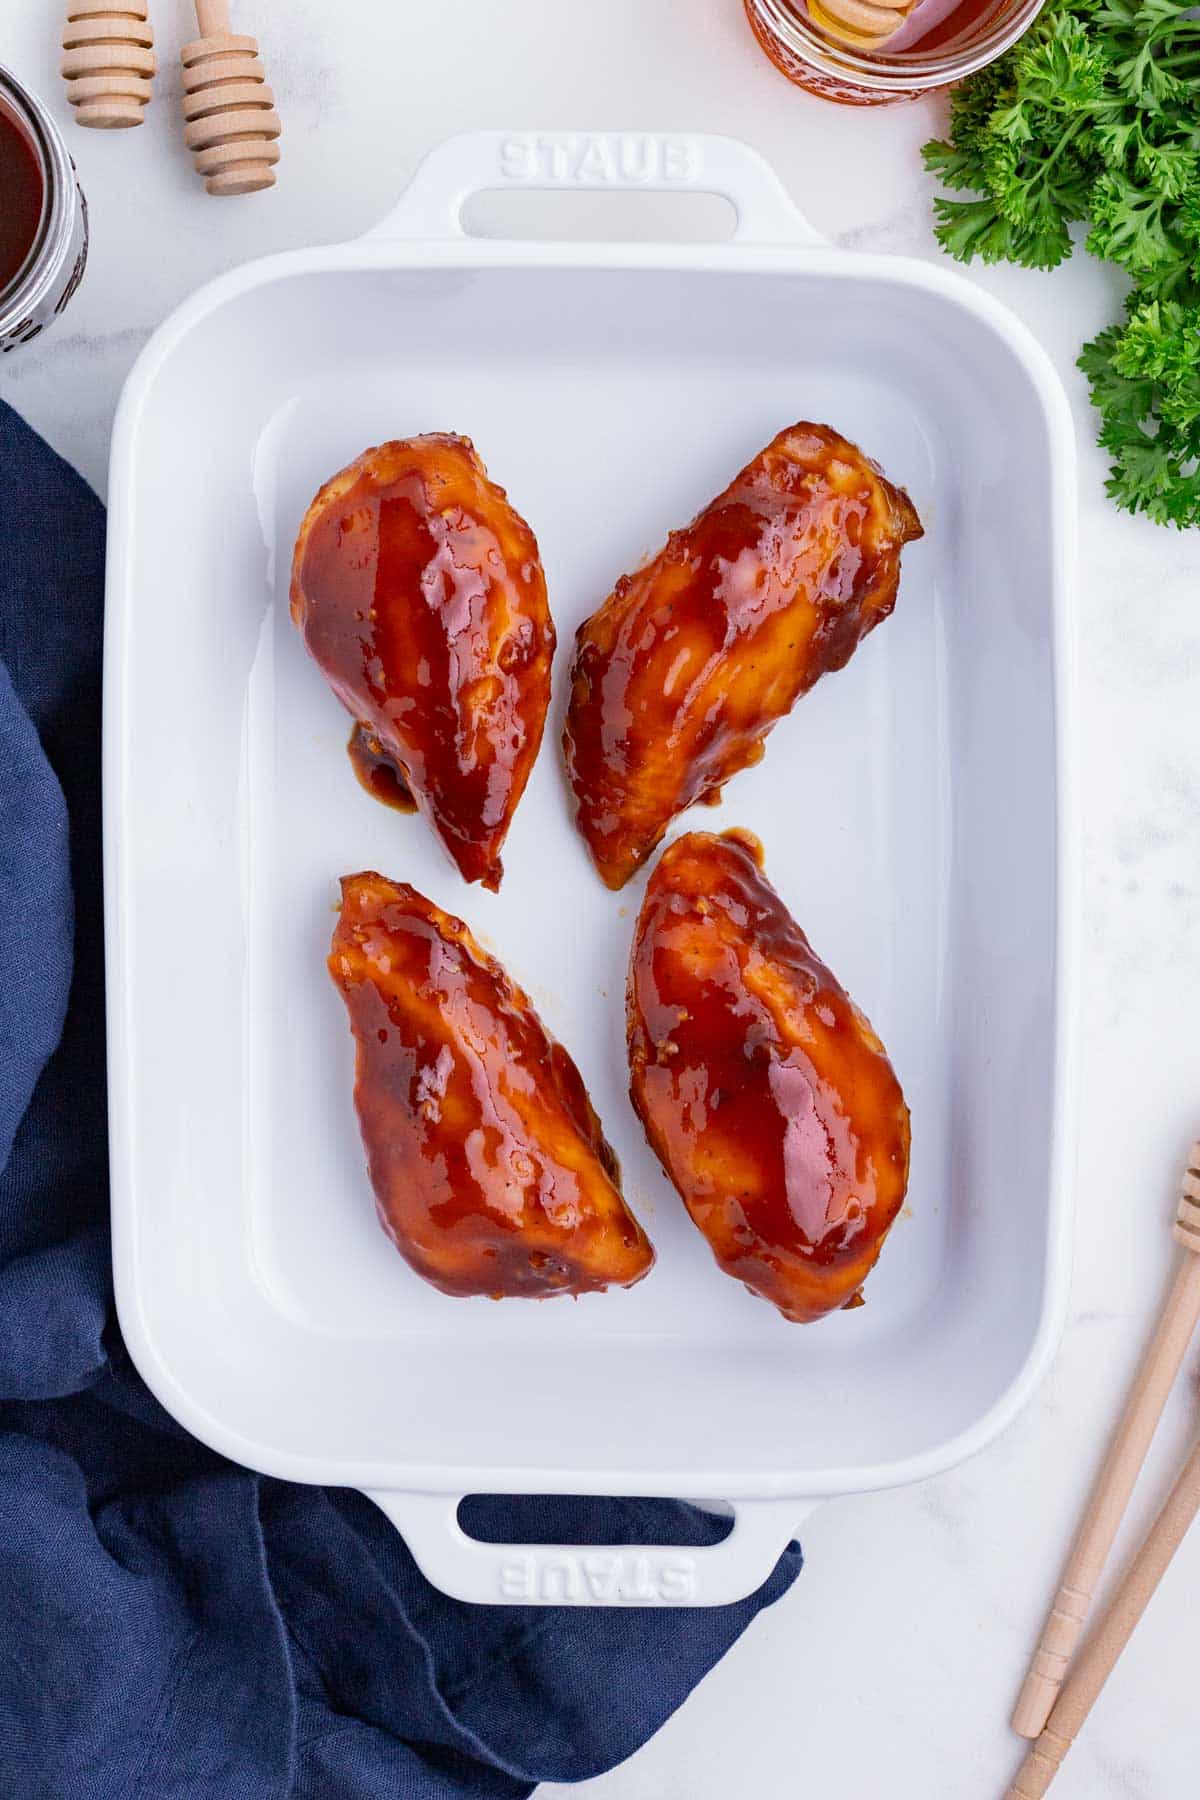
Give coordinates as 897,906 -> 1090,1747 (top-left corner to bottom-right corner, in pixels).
0,398 -> 802,1800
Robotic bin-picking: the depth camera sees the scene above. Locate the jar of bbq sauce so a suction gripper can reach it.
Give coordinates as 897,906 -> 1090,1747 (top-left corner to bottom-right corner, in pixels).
744,0 -> 1045,105
0,64 -> 88,351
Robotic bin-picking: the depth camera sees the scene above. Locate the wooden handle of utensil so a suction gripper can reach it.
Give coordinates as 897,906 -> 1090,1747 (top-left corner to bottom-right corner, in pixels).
195,0 -> 231,32
180,0 -> 280,196
1006,1434 -> 1200,1799
61,0 -> 156,130
1011,1142 -> 1200,1738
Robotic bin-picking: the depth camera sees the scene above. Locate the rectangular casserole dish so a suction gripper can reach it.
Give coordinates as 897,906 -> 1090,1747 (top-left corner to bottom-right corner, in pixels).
105,131 -> 1078,1605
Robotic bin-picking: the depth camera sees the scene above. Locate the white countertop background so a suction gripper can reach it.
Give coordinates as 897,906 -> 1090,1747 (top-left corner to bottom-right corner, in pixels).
5,3 -> 1199,1796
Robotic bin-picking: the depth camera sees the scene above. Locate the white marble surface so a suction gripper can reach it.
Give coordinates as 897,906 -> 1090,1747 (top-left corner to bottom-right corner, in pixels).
5,4 -> 1200,1796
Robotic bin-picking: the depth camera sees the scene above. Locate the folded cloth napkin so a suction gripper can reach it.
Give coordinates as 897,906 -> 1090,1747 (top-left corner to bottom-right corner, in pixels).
0,398 -> 802,1800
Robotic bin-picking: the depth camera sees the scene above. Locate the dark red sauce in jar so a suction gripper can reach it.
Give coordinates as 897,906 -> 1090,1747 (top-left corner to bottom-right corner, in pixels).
0,103 -> 44,297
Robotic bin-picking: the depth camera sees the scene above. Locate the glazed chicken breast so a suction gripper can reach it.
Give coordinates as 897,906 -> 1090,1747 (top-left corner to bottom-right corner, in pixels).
291,435 -> 554,891
330,872 -> 655,1300
627,831 -> 909,1323
564,423 -> 922,889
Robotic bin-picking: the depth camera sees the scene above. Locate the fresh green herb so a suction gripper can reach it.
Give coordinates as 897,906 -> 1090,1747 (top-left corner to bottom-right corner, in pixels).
922,0 -> 1200,528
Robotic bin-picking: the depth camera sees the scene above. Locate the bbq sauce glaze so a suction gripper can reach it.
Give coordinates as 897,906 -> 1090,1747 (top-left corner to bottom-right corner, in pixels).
628,829 -> 910,1322
290,436 -> 554,891
329,872 -> 655,1299
564,422 -> 922,890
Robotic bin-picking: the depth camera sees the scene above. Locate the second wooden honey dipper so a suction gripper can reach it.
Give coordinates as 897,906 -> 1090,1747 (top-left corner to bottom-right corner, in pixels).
1006,1433 -> 1200,1798
61,1 -> 156,130
1011,1141 -> 1200,1737
180,0 -> 280,196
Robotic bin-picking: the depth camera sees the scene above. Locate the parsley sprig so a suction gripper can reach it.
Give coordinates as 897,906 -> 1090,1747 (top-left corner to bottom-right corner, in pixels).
922,0 -> 1200,527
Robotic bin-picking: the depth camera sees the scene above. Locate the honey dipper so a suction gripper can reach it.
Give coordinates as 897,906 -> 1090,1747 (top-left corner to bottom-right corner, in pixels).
61,1 -> 156,130
180,0 -> 280,196
1006,1433 -> 1200,1798
1012,1140 -> 1200,1738
808,0 -> 918,50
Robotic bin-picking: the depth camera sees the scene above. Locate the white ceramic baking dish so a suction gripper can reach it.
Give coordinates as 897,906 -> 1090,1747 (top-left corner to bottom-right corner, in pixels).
105,131 -> 1078,1606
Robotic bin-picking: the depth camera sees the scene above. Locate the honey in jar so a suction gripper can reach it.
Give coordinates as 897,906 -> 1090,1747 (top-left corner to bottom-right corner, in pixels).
744,0 -> 1047,106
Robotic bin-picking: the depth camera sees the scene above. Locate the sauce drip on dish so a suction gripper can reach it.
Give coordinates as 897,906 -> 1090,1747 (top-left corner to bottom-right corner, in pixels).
346,721 -> 417,813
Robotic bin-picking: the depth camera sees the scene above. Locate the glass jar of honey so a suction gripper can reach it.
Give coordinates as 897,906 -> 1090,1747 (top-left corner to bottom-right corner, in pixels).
744,0 -> 1046,105
0,64 -> 88,352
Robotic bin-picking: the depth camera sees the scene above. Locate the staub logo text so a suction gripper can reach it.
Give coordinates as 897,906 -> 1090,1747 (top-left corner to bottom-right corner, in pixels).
499,133 -> 700,185
498,1551 -> 698,1604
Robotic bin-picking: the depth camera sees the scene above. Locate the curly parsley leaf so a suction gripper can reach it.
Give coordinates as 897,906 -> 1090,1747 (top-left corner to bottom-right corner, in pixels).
1080,302 -> 1200,526
922,0 -> 1200,527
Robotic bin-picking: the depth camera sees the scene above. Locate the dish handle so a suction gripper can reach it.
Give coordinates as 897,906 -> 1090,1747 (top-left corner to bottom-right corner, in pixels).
362,1490 -> 816,1607
361,129 -> 825,249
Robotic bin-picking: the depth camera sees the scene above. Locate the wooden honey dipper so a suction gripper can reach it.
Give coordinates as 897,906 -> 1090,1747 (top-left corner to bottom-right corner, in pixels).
1006,1433 -> 1200,1797
1011,1140 -> 1200,1739
180,0 -> 280,196
808,0 -> 919,50
61,1 -> 156,130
